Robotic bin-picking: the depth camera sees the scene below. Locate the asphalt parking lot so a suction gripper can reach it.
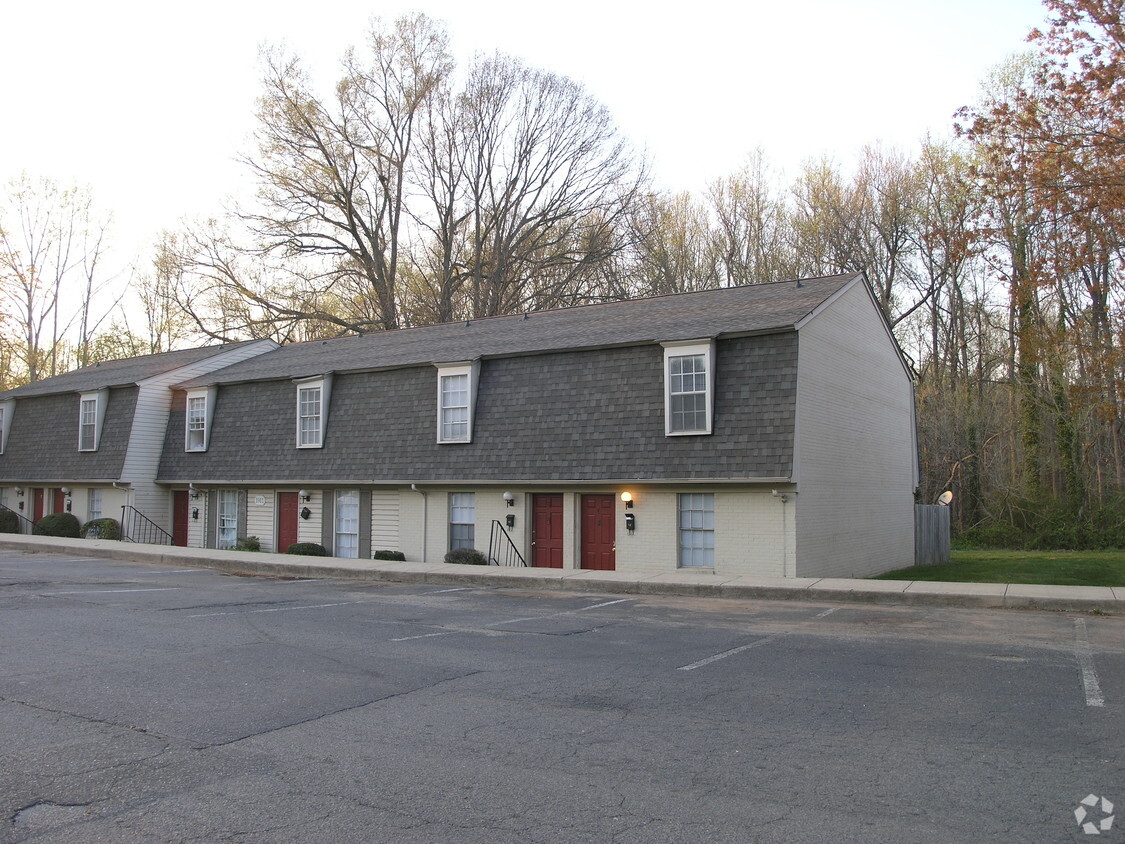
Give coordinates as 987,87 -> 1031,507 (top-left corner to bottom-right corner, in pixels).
1,550 -> 1122,843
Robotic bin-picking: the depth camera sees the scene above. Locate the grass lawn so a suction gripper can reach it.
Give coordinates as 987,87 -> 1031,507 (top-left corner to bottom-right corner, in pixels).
873,548 -> 1125,587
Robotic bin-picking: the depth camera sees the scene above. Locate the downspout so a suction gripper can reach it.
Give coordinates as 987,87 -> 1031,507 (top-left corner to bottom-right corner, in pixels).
772,490 -> 796,578
410,484 -> 427,562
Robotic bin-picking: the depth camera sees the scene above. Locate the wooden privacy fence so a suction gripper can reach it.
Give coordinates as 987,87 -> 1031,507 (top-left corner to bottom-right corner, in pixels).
915,504 -> 950,565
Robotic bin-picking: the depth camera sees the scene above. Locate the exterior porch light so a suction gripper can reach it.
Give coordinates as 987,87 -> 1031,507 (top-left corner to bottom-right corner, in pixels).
620,491 -> 633,509
60,487 -> 70,496
299,489 -> 311,502
14,487 -> 23,496
503,491 -> 514,507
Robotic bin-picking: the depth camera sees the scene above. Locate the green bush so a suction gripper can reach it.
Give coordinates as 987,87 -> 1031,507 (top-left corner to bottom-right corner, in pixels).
81,518 -> 121,540
33,512 -> 82,538
235,535 -> 261,552
286,542 -> 327,556
444,547 -> 488,566
956,493 -> 1125,551
0,508 -> 19,534
373,549 -> 406,561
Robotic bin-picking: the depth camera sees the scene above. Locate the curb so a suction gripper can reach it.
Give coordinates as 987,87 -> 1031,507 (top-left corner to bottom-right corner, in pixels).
2,535 -> 1121,615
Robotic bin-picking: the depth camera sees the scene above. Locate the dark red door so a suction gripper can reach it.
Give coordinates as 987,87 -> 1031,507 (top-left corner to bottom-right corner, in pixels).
33,489 -> 44,522
580,494 -> 615,571
277,492 -> 299,554
532,493 -> 563,568
53,488 -> 66,515
172,491 -> 189,546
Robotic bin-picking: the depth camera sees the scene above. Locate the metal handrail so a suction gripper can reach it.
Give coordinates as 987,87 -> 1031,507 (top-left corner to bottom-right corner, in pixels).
0,502 -> 36,534
120,505 -> 174,546
488,519 -> 527,567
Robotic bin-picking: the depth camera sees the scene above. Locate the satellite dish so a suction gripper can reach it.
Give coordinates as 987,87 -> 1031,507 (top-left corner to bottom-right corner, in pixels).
937,490 -> 953,506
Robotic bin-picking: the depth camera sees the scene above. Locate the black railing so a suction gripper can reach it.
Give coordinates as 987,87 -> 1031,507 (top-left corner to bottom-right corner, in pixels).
0,502 -> 36,534
120,505 -> 174,546
488,520 -> 527,567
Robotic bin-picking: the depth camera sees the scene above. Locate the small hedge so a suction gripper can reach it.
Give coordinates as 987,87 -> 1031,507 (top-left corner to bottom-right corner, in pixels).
0,509 -> 20,534
82,518 -> 121,540
373,549 -> 406,561
444,547 -> 488,566
236,536 -> 261,552
34,512 -> 82,538
286,542 -> 327,556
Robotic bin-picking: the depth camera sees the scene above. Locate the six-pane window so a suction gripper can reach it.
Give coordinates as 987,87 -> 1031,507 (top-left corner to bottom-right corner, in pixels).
440,374 -> 469,441
335,489 -> 360,558
678,493 -> 715,568
449,492 -> 475,550
217,490 -> 238,550
298,386 -> 322,447
79,398 -> 98,450
668,354 -> 708,433
187,396 -> 207,450
87,488 -> 102,521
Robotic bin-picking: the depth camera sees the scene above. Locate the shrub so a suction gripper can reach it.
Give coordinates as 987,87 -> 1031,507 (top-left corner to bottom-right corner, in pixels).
373,549 -> 406,561
81,518 -> 121,540
444,547 -> 488,566
286,542 -> 327,556
0,509 -> 19,534
33,512 -> 82,538
235,535 -> 261,552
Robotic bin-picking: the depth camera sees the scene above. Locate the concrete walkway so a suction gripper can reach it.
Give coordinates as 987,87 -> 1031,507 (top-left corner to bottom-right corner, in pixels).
2,534 -> 1122,614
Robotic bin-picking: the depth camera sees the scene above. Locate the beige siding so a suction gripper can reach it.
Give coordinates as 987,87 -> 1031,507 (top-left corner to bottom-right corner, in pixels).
296,489 -> 323,546
370,490 -> 400,553
794,281 -> 916,577
399,489 -> 427,561
246,489 -> 275,552
187,492 -> 206,548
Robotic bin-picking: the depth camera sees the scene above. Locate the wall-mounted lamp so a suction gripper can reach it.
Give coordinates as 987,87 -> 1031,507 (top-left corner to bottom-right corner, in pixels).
620,491 -> 634,509
191,508 -> 200,520
189,489 -> 201,500
299,489 -> 311,502
14,487 -> 23,496
300,506 -> 312,520
60,487 -> 70,496
503,491 -> 514,507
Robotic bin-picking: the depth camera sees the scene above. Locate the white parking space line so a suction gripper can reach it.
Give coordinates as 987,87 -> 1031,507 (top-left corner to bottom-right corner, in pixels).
187,601 -> 362,618
1073,618 -> 1105,708
132,569 -> 203,575
490,597 -> 631,627
46,588 -> 182,595
274,579 -> 324,585
677,635 -> 780,671
391,632 -> 457,642
814,607 -> 840,619
429,587 -> 473,594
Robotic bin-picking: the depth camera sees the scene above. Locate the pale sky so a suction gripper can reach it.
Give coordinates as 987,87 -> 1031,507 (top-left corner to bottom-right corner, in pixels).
1,0 -> 1047,276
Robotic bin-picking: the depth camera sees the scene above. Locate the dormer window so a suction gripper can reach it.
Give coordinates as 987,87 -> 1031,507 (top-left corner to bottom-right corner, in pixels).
184,387 -> 217,452
295,375 -> 331,449
0,401 -> 11,454
663,340 -> 715,436
435,362 -> 479,444
78,390 -> 108,451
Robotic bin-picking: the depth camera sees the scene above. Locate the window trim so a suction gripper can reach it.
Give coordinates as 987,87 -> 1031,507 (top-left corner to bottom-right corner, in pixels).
77,389 -> 109,452
662,340 -> 715,436
0,400 -> 12,454
435,361 -> 479,444
677,492 -> 716,568
334,488 -> 360,559
87,488 -> 103,522
216,489 -> 239,550
294,375 -> 332,449
184,387 -> 217,452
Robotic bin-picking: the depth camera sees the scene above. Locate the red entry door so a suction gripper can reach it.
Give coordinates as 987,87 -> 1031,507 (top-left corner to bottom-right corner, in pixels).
580,495 -> 616,571
53,488 -> 66,515
172,491 -> 190,546
277,492 -> 299,554
531,494 -> 564,568
33,489 -> 45,522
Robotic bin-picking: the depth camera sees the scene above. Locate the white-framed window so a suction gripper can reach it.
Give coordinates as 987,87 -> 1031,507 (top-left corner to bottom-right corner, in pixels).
217,489 -> 238,550
678,493 -> 715,568
449,492 -> 475,551
184,387 -> 216,452
0,402 -> 8,454
435,362 -> 479,444
87,488 -> 102,521
79,397 -> 98,451
295,376 -> 331,448
335,489 -> 360,558
663,340 -> 715,436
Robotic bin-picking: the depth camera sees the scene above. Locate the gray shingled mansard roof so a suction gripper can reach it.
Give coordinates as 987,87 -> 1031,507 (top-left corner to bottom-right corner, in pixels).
0,340 -> 268,399
176,273 -> 861,389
